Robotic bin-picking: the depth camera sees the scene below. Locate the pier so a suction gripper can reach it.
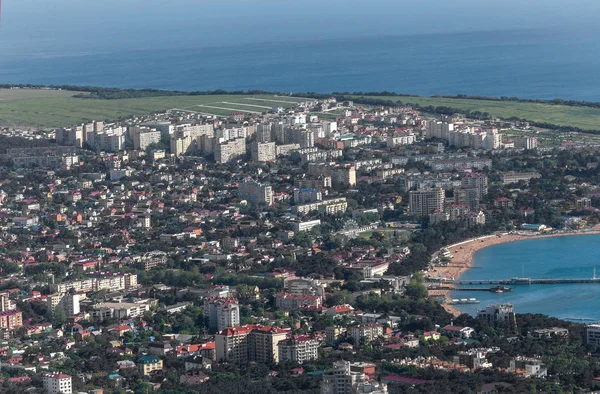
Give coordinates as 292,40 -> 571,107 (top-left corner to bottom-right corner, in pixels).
451,277 -> 600,285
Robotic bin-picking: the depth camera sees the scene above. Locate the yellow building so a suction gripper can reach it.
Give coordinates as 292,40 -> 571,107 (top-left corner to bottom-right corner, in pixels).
138,355 -> 163,376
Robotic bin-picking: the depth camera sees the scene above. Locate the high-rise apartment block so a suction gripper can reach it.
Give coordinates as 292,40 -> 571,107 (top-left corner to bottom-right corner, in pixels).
47,293 -> 80,316
131,126 -> 162,151
215,137 -> 246,163
238,180 -> 273,206
321,361 -> 387,394
204,297 -> 240,332
43,372 -> 72,394
251,141 -> 277,162
215,324 -> 290,364
278,335 -> 320,364
409,188 -> 445,216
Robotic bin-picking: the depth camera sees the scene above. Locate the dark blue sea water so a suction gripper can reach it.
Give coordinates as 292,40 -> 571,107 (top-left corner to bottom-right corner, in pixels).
452,235 -> 600,320
3,26 -> 600,100
2,1 -> 600,99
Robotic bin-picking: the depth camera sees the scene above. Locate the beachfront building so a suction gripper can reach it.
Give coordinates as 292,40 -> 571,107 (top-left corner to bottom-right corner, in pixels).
587,324 -> 600,346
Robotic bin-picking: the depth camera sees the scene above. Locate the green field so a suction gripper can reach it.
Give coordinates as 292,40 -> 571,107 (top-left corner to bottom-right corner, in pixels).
3,88 -> 600,131
0,91 -> 296,128
351,95 -> 600,131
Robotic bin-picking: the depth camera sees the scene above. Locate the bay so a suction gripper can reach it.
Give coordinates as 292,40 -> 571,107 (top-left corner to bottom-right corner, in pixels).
452,235 -> 600,321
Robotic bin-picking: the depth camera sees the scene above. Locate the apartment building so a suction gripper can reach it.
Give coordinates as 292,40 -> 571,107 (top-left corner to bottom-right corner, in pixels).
294,188 -> 323,204
275,293 -> 322,310
321,361 -> 387,394
0,310 -> 23,330
204,297 -> 240,332
137,251 -> 168,271
514,136 -> 538,150
408,188 -> 445,216
587,324 -> 600,346
171,135 -> 193,156
293,220 -> 321,233
276,143 -> 301,156
283,277 -> 325,297
295,176 -> 332,189
251,141 -> 277,162
238,180 -> 273,206
47,293 -> 80,316
50,274 -> 138,294
386,133 -> 416,148
325,326 -> 347,344
90,301 -> 151,321
215,324 -> 290,364
454,188 -> 480,211
293,197 -> 348,216
278,335 -> 320,364
138,355 -> 163,376
461,172 -> 488,198
509,356 -> 547,378
348,323 -> 384,343
429,158 -> 492,171
43,372 -> 72,394
477,304 -> 517,327
131,127 -> 161,151
55,127 -> 85,148
215,137 -> 246,163
501,171 -> 541,185
87,127 -> 126,152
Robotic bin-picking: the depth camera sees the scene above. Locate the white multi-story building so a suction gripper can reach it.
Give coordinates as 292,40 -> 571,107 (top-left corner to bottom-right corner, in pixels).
204,297 -> 240,332
293,197 -> 348,216
587,324 -> 600,346
386,133 -> 416,148
278,335 -> 320,364
515,136 -> 538,150
251,141 -> 277,162
87,127 -> 126,152
50,274 -> 138,294
90,301 -> 151,321
47,293 -> 80,316
131,127 -> 162,151
501,171 -> 541,185
321,361 -> 387,394
171,135 -> 193,156
293,220 -> 321,233
215,137 -> 246,163
283,276 -> 325,297
348,323 -> 384,343
509,356 -> 547,378
43,372 -> 72,394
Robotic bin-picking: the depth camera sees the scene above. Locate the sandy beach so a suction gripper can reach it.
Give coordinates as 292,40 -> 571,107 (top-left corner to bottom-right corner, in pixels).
428,227 -> 600,316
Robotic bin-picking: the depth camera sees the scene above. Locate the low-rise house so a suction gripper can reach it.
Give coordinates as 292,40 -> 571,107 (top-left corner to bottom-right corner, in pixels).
528,327 -> 569,340
442,324 -> 475,339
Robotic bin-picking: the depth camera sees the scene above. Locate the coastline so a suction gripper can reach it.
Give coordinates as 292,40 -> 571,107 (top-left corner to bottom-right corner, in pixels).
427,228 -> 600,316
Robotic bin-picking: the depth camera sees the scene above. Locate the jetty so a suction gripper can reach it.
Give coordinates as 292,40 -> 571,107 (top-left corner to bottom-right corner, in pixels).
451,277 -> 600,285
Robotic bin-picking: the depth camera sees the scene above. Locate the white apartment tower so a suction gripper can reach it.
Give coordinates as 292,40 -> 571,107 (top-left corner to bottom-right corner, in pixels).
43,372 -> 72,394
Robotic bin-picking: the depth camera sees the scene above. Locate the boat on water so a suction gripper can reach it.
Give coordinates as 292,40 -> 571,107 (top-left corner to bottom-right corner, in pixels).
490,286 -> 512,293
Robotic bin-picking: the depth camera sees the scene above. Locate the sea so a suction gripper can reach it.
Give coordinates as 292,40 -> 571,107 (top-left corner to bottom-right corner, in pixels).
2,27 -> 600,101
451,235 -> 600,321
